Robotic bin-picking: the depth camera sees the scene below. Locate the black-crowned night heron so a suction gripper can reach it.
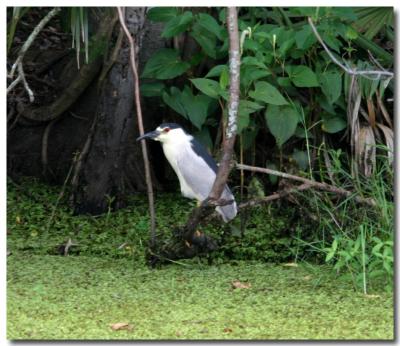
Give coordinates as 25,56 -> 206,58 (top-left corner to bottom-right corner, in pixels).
137,123 -> 237,222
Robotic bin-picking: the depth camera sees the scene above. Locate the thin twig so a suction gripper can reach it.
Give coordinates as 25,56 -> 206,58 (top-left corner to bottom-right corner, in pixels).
41,118 -> 58,176
7,7 -> 61,100
239,183 -> 312,209
70,115 -> 98,193
236,163 -> 376,207
117,7 -> 157,247
46,154 -> 76,232
308,17 -> 393,80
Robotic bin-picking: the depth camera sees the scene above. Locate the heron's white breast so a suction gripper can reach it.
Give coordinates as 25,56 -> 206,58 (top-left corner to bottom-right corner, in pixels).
162,141 -> 199,200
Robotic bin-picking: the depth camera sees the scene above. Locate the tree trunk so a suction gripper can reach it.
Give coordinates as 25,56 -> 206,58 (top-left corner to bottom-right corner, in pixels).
7,7 -> 166,214
72,8 -> 149,214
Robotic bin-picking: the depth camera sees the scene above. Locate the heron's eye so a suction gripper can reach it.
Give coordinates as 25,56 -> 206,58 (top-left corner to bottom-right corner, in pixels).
163,128 -> 170,133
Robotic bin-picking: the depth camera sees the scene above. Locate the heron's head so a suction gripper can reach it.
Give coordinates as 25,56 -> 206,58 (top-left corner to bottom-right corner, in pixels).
136,123 -> 187,144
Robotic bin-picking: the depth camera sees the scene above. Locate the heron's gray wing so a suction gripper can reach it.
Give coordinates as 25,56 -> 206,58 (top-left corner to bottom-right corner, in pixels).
176,144 -> 217,200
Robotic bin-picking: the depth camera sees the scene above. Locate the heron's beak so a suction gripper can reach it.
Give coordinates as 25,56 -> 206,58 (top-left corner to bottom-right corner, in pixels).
136,130 -> 160,141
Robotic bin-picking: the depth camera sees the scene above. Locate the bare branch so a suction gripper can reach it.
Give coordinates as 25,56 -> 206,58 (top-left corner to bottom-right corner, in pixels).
7,7 -> 61,100
117,7 -> 157,247
236,163 -> 376,207
239,183 -> 312,209
208,7 -> 241,201
308,17 -> 393,80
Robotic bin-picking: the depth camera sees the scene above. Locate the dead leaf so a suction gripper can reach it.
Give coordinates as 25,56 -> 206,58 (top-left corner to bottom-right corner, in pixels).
364,294 -> 381,299
175,331 -> 182,337
110,322 -> 134,331
303,275 -> 312,281
223,327 -> 233,333
282,262 -> 298,267
231,280 -> 251,289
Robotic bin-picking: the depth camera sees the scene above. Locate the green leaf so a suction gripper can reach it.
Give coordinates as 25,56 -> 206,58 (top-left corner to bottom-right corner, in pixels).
249,81 -> 288,105
294,125 -> 314,139
265,105 -> 299,147
196,13 -> 222,39
147,7 -> 179,22
219,68 -> 229,90
292,150 -> 309,171
319,70 -> 342,104
241,65 -> 271,89
278,38 -> 295,58
162,88 -> 187,118
190,78 -> 222,99
194,127 -> 213,152
277,77 -> 292,87
295,25 -> 317,50
326,238 -> 339,262
140,82 -> 165,97
191,22 -> 217,58
237,100 -> 263,134
205,64 -> 227,78
183,93 -> 213,129
266,162 -> 278,185
321,32 -> 342,53
345,26 -> 358,40
241,56 -> 267,69
286,65 -> 319,87
141,49 -> 190,79
321,115 -> 347,133
161,11 -> 193,38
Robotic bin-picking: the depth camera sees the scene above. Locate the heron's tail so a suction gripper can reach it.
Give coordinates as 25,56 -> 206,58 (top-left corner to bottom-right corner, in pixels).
215,187 -> 237,222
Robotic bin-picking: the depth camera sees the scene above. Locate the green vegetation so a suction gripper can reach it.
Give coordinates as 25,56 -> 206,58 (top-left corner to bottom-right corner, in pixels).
7,255 -> 393,340
7,6 -> 394,340
141,7 -> 393,159
7,178 -> 394,339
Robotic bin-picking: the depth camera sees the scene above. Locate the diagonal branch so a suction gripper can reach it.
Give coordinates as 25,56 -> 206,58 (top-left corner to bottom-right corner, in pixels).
208,7 -> 241,201
308,17 -> 393,80
117,7 -> 157,247
182,7 -> 240,235
236,163 -> 376,207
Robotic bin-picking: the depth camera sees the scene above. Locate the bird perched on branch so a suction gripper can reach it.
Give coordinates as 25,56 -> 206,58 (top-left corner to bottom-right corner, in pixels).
137,123 -> 237,222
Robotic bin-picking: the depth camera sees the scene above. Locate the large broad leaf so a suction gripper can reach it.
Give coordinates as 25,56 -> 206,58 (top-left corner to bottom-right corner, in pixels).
194,127 -> 213,152
321,115 -> 347,133
196,13 -> 222,40
140,81 -> 165,97
190,78 -> 222,99
162,86 -> 213,129
205,64 -> 228,78
249,81 -> 288,105
237,100 -> 264,134
185,97 -> 211,129
147,7 -> 179,22
242,123 -> 259,150
141,49 -> 190,79
295,25 -> 317,50
241,65 -> 271,89
241,56 -> 267,69
162,87 -> 187,118
292,150 -> 309,171
191,22 -> 217,59
321,32 -> 342,53
319,70 -> 342,104
265,105 -> 299,147
286,65 -> 319,88
161,11 -> 193,38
